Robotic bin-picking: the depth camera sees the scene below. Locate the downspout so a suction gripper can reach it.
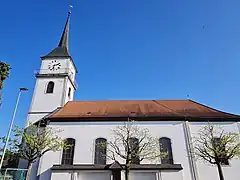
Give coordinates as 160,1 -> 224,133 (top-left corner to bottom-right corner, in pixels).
183,121 -> 199,180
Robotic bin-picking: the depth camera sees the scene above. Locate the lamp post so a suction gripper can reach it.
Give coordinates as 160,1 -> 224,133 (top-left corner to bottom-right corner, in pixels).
0,87 -> 28,169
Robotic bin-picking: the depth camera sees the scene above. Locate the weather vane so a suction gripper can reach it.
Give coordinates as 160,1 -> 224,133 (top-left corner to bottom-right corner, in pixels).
68,5 -> 73,14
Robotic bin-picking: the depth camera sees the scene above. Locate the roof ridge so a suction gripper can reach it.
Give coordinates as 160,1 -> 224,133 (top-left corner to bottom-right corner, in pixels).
152,100 -> 183,116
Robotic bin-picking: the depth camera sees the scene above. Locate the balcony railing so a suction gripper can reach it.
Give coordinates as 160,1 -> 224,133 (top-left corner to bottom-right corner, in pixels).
34,68 -> 78,89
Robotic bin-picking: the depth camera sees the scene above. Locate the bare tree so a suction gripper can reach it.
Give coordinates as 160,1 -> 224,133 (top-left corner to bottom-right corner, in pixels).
96,120 -> 165,180
1,124 -> 69,180
193,124 -> 240,180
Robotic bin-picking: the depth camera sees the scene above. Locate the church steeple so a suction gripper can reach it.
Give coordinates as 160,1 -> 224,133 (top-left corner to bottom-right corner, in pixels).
42,9 -> 72,58
58,11 -> 71,49
27,6 -> 77,124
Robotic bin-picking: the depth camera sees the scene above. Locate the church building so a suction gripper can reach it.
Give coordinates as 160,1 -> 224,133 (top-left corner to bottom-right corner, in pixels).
24,10 -> 240,180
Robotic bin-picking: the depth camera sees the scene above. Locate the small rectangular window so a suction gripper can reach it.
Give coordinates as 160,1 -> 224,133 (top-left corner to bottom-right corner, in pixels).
68,88 -> 71,98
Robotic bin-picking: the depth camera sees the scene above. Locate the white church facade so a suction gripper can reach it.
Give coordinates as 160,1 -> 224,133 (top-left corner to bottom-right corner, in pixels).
24,10 -> 240,180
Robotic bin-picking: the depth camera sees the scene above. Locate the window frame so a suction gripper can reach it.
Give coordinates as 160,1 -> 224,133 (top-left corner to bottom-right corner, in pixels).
46,81 -> 54,94
61,138 -> 75,165
94,137 -> 107,165
129,137 -> 140,164
159,137 -> 174,164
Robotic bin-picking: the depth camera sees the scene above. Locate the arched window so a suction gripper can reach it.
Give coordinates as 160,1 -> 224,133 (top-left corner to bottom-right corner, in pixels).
94,138 -> 107,164
61,138 -> 75,165
129,137 -> 140,164
159,137 -> 173,164
46,81 -> 54,93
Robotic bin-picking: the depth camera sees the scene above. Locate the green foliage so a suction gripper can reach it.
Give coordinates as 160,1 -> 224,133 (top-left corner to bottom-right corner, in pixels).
1,123 -> 68,164
193,124 -> 240,165
0,61 -> 11,105
1,123 -> 69,180
0,61 -> 10,90
0,136 -> 19,168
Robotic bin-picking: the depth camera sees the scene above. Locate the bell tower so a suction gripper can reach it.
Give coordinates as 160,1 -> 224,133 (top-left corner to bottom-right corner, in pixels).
27,9 -> 77,124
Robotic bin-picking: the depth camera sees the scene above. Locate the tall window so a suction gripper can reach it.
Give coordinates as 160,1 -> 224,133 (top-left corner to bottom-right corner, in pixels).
46,81 -> 54,93
159,137 -> 174,164
94,138 -> 107,164
61,138 -> 75,165
213,137 -> 229,165
129,137 -> 140,164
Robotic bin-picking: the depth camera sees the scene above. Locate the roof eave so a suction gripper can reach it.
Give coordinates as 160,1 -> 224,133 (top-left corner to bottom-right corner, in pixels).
47,116 -> 240,123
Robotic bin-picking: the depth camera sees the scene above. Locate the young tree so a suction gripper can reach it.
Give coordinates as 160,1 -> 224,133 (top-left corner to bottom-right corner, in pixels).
1,124 -> 69,180
0,137 -> 19,168
0,61 -> 11,105
96,120 -> 165,180
193,124 -> 240,180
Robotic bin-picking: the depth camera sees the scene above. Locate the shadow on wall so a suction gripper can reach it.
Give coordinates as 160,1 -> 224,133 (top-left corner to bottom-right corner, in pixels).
38,168 -> 51,180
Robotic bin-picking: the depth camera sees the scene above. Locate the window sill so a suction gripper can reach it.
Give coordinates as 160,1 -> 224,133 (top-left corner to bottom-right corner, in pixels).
51,163 -> 183,171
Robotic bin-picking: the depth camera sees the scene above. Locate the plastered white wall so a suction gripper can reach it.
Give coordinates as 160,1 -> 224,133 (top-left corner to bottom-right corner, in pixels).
27,57 -> 76,124
27,78 -> 65,124
40,58 -> 68,74
50,170 -> 183,180
38,121 -> 191,180
161,170 -> 183,180
40,58 -> 76,80
129,171 -> 156,180
51,172 -> 71,180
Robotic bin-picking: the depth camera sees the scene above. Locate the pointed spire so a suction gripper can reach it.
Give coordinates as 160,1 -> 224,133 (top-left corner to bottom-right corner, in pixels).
58,10 -> 71,49
42,6 -> 73,58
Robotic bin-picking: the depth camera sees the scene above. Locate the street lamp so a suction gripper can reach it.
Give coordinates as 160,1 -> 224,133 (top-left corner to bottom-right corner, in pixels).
0,87 -> 28,169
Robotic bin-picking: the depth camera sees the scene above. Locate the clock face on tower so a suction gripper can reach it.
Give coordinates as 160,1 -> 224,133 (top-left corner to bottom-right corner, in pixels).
48,60 -> 61,71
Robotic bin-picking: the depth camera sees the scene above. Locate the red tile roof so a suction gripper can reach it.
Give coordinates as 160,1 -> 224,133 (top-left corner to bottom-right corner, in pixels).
48,100 -> 240,121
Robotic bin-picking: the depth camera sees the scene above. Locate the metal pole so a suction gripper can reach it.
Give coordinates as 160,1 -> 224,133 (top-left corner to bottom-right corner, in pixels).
0,88 -> 28,170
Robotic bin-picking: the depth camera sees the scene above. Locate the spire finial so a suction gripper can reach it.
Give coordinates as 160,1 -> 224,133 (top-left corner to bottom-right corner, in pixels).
69,5 -> 73,15
68,4 -> 73,16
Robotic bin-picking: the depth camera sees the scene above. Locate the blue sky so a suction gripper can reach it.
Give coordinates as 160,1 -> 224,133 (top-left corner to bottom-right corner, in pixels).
1,0 -> 240,137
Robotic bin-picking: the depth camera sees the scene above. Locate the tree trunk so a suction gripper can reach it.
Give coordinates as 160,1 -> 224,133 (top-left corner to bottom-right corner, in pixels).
125,166 -> 129,180
26,161 -> 33,180
125,159 -> 130,180
216,162 -> 224,180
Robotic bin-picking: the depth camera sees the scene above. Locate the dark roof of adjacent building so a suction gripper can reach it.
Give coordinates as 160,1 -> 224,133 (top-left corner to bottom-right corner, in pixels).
47,99 -> 240,121
41,11 -> 71,58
